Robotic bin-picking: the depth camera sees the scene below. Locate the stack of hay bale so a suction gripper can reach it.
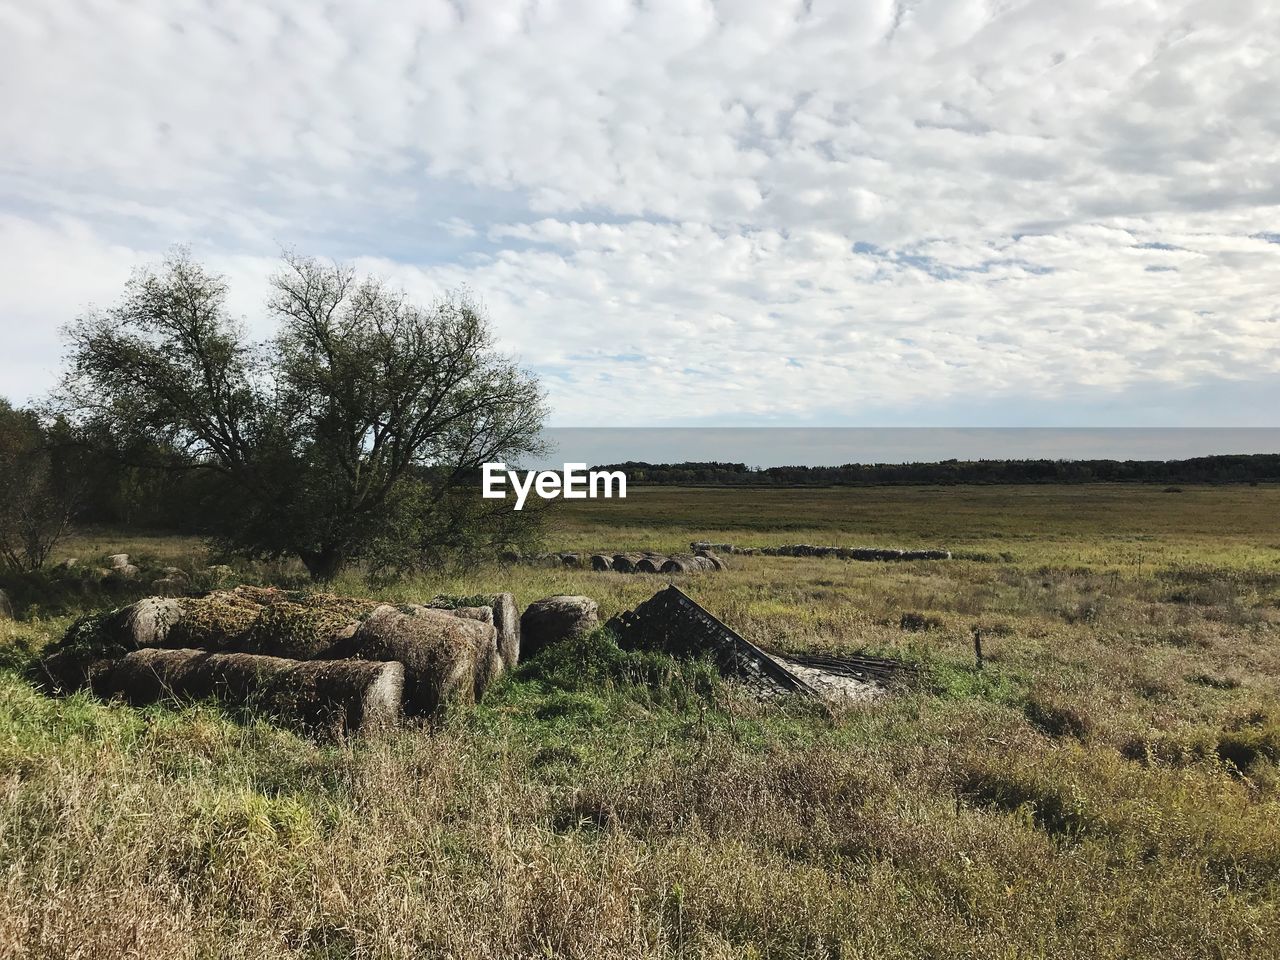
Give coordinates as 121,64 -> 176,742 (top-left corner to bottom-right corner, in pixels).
39,586 -> 534,736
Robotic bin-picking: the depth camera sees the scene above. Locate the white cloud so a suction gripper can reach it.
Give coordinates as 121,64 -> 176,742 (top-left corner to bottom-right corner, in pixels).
0,0 -> 1278,423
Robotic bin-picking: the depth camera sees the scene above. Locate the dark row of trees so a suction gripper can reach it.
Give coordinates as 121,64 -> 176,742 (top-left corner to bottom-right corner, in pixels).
596,457 -> 1280,487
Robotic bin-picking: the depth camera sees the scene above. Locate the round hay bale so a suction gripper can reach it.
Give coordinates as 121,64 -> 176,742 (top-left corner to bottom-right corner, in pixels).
101,647 -> 403,735
105,553 -> 130,569
238,600 -> 361,660
489,592 -> 521,669
519,595 -> 599,659
499,550 -> 522,565
37,650 -> 116,695
559,553 -> 582,568
634,556 -> 665,574
590,554 -> 613,571
168,592 -> 263,650
611,553 -> 640,573
342,605 -> 482,717
448,605 -> 495,626
659,556 -> 696,574
477,641 -> 504,698
416,604 -> 502,700
116,597 -> 185,648
151,577 -> 185,597
694,551 -> 726,571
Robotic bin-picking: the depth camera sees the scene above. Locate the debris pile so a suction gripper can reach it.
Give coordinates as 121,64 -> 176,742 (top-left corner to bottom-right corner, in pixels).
607,585 -> 914,702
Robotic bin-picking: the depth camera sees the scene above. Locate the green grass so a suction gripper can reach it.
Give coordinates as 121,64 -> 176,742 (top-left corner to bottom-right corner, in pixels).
2,484 -> 1279,957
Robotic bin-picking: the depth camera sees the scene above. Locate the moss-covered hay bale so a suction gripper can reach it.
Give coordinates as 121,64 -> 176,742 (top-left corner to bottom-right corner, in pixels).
166,592 -> 263,650
339,605 -> 486,717
238,600 -> 361,660
519,595 -> 599,660
100,647 -> 403,735
445,605 -> 495,625
414,604 -> 502,700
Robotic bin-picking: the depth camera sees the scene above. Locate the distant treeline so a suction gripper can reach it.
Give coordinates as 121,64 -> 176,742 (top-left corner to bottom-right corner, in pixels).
594,455 -> 1280,487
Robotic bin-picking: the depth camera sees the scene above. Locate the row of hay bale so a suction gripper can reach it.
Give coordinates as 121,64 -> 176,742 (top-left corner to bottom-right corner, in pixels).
50,552 -> 232,595
759,545 -> 952,561
603,551 -> 726,574
501,550 -> 726,574
689,541 -> 747,554
39,586 -> 600,736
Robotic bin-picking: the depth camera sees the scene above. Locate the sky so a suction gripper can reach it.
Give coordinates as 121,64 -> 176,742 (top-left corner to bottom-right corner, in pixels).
2,0 -> 1278,429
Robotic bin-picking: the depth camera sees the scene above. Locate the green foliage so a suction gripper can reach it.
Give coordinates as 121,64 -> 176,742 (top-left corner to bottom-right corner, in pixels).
1216,710 -> 1280,773
54,610 -> 124,660
959,759 -> 1099,837
58,250 -> 547,581
1024,693 -> 1095,741
0,400 -> 81,571
518,627 -> 721,708
427,593 -> 496,610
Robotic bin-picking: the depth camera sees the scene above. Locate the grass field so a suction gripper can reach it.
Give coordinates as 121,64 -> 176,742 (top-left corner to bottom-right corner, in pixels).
2,484 -> 1279,958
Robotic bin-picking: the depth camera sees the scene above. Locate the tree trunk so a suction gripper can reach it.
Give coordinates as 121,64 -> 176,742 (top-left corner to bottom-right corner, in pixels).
300,546 -> 346,582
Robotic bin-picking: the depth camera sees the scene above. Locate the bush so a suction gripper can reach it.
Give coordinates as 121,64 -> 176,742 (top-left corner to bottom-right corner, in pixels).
1024,694 -> 1094,741
1216,711 -> 1280,773
958,760 -> 1097,837
899,611 -> 942,632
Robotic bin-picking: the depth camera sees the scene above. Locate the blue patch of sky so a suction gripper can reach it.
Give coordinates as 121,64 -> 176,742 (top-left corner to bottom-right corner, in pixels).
851,241 -> 1052,279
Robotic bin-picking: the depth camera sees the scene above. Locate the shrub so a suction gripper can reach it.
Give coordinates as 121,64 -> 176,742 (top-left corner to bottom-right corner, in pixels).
958,760 -> 1097,837
899,611 -> 942,632
1216,711 -> 1280,773
1024,695 -> 1094,741
519,628 -> 719,707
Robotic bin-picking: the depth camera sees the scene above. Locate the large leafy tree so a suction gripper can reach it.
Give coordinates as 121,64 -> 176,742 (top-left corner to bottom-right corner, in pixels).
60,250 -> 547,580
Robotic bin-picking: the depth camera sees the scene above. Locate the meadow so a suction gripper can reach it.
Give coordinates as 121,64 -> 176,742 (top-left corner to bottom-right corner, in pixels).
2,483 -> 1279,958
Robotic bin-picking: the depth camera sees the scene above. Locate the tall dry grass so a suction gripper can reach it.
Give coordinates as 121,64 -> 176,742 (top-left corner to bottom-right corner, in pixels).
1,483 -> 1279,957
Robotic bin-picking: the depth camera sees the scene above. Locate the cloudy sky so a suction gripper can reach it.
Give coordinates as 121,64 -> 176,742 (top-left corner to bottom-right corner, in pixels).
2,0 -> 1278,427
